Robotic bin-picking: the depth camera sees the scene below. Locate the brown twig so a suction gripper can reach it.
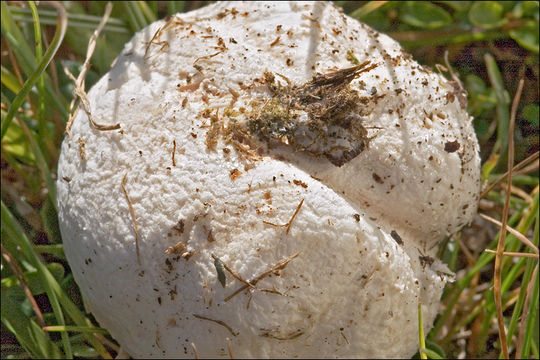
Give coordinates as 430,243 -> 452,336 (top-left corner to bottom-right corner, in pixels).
121,174 -> 141,265
192,314 -> 238,337
172,140 -> 176,167
225,252 -> 299,302
65,2 -> 120,136
494,79 -> 523,360
480,213 -> 538,254
263,199 -> 304,234
1,245 -> 46,328
516,266 -> 538,359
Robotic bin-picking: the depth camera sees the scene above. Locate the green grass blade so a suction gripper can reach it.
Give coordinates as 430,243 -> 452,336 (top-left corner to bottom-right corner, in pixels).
15,118 -> 58,211
29,1 -> 52,164
137,1 -> 157,23
521,267 -> 539,358
123,2 -> 145,32
43,325 -> 109,334
1,201 -> 111,359
485,53 -> 510,169
1,3 -> 67,140
8,5 -> 130,34
1,288 -> 62,358
0,2 -> 39,75
419,302 -> 427,360
349,1 -> 388,19
167,1 -> 185,15
1,201 -> 72,358
1,66 -> 22,93
420,347 -> 444,359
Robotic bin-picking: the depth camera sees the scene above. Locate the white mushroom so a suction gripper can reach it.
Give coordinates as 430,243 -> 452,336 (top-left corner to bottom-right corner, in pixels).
57,1 -> 481,358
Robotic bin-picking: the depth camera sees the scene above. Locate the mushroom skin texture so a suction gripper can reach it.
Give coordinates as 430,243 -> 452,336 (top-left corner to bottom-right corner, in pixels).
57,1 -> 481,359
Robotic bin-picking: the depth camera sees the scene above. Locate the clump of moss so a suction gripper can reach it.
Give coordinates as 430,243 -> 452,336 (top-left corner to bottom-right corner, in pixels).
245,62 -> 380,166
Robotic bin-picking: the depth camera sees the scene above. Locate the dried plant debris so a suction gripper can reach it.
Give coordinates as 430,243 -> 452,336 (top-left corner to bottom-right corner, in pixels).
243,62 -> 379,166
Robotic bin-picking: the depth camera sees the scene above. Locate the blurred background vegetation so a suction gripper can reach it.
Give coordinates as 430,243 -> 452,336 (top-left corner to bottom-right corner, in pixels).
1,1 -> 538,359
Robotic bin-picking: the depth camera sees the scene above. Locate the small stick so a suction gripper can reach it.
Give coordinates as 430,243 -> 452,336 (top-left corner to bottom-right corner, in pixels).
263,199 -> 304,234
225,252 -> 299,302
192,314 -> 238,337
479,213 -> 538,254
121,174 -> 141,265
494,79 -> 523,360
1,245 -> 46,328
172,140 -> 176,167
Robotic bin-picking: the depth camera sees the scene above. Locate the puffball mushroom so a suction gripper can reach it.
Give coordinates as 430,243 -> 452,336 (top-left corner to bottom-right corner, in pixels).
57,1 -> 481,358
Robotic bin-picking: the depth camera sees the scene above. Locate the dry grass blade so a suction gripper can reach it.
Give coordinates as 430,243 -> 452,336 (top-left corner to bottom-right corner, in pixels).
262,199 -> 304,234
121,173 -> 141,265
225,252 -> 299,302
480,213 -> 539,254
484,249 -> 539,258
480,151 -> 539,198
1,245 -> 46,328
192,314 -> 237,337
64,2 -> 120,136
509,184 -> 534,203
93,333 -> 120,353
226,337 -> 234,359
494,78 -> 524,359
190,343 -> 199,359
516,266 -> 538,359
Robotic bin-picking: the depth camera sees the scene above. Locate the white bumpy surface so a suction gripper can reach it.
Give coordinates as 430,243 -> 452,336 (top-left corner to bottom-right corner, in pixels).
57,1 -> 481,358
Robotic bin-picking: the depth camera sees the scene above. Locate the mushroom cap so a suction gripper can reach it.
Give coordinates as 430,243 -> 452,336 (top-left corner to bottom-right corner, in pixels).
57,1 -> 480,358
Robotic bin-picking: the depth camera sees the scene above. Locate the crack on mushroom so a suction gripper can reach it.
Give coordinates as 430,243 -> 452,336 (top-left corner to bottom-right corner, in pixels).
262,198 -> 304,234
121,174 -> 141,265
225,252 -> 299,302
192,314 -> 238,337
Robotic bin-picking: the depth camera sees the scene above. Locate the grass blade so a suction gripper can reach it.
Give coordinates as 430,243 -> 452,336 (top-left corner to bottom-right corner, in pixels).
485,53 -> 510,170
1,201 -> 112,359
349,1 -> 388,19
1,2 -> 67,140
